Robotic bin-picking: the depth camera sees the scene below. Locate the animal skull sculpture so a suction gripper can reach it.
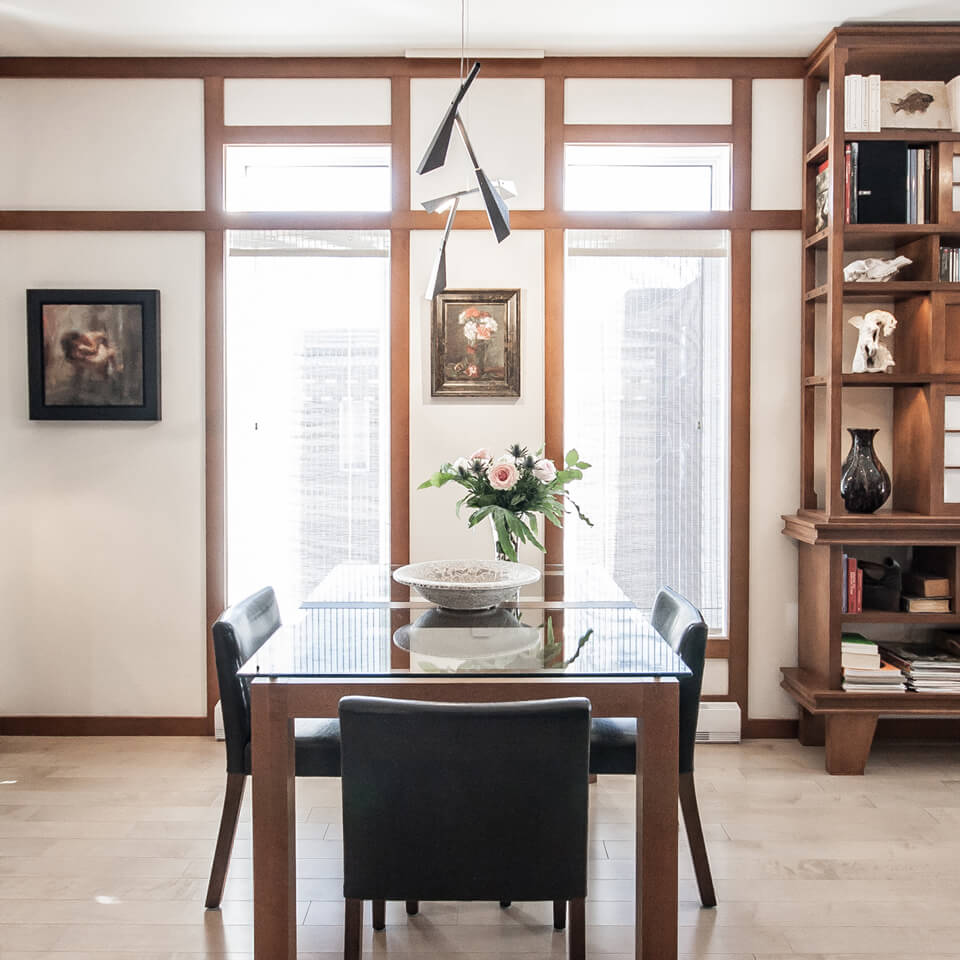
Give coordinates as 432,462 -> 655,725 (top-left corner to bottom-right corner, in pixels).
850,309 -> 897,373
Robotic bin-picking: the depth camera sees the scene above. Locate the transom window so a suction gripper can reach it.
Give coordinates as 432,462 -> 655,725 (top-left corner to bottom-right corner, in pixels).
564,144 -> 731,212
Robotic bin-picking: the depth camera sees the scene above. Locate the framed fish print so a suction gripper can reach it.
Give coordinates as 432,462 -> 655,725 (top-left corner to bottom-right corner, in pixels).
431,289 -> 520,398
27,289 -> 161,421
880,80 -> 951,129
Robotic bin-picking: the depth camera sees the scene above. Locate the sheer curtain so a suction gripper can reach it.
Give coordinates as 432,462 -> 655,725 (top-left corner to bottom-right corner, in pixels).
225,230 -> 391,619
564,230 -> 730,630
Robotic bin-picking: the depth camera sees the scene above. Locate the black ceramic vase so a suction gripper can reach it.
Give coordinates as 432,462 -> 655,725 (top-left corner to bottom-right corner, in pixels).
839,428 -> 890,513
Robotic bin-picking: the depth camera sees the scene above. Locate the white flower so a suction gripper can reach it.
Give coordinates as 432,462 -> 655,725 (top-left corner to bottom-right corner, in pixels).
451,457 -> 472,473
470,448 -> 491,462
493,454 -> 518,467
533,459 -> 557,483
463,320 -> 478,341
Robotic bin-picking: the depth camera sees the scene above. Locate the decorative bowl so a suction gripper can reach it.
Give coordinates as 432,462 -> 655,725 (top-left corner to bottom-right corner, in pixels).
392,559 -> 541,610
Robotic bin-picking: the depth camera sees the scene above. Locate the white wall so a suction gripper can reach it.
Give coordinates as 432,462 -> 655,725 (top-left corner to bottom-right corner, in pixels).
409,229 -> 545,566
750,231 -> 802,718
0,232 -> 207,716
0,79 -> 204,210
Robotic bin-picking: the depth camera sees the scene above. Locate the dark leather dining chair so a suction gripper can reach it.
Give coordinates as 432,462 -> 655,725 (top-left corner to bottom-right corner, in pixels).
205,586 -> 342,909
589,586 -> 717,908
338,696 -> 591,960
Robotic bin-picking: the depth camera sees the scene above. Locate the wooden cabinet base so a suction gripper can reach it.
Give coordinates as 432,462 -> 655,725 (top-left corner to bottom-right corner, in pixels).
824,713 -> 878,775
797,708 -> 825,746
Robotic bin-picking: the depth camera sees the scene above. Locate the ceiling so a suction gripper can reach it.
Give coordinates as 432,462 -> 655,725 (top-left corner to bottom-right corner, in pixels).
0,0 -> 957,59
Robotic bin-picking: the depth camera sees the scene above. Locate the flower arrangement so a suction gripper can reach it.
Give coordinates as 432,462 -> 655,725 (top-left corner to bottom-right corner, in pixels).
419,443 -> 593,562
455,307 -> 498,379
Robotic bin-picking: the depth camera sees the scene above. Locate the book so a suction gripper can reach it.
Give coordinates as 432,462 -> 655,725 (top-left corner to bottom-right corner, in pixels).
902,595 -> 951,613
843,650 -> 882,669
856,566 -> 863,613
814,160 -> 830,233
851,140 -> 907,223
844,145 -> 852,224
902,572 -> 951,597
847,556 -> 858,613
841,632 -> 877,652
843,663 -> 904,680
841,553 -> 849,613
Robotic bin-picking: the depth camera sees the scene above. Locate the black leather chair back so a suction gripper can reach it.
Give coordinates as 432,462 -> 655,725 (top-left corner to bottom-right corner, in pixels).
339,696 -> 591,903
212,587 -> 281,775
651,586 -> 707,775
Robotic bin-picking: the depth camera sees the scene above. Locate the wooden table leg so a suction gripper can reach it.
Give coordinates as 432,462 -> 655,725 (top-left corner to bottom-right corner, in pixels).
825,712 -> 877,775
251,681 -> 297,960
635,681 -> 679,960
798,707 -> 825,746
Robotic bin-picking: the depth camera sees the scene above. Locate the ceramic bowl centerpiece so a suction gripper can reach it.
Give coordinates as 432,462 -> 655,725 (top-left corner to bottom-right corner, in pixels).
392,559 -> 540,610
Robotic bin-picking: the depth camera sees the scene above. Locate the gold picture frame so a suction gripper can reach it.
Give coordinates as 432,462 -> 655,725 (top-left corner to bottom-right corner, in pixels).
431,289 -> 520,398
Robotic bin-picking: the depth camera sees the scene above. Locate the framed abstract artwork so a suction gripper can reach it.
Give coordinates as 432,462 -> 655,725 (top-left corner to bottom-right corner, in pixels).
26,289 -> 161,421
431,289 -> 520,398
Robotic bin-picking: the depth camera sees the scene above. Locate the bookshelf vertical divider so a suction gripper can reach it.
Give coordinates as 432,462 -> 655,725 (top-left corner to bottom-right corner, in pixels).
783,24 -> 960,774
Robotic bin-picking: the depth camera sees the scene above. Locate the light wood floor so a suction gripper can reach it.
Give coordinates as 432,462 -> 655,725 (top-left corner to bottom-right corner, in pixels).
0,735 -> 958,959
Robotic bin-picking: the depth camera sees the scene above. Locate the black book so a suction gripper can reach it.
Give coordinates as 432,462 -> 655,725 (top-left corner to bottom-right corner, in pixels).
852,140 -> 907,224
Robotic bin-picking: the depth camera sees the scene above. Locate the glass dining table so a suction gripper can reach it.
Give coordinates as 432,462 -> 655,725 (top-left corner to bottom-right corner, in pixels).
239,564 -> 689,960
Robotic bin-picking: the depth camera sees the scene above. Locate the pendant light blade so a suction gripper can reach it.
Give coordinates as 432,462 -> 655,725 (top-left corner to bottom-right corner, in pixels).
416,61 -> 481,175
425,198 -> 460,300
421,179 -> 516,214
475,167 -> 511,242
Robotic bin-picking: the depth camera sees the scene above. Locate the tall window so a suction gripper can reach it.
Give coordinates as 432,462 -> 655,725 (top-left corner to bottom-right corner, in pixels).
226,229 -> 391,617
564,230 -> 730,630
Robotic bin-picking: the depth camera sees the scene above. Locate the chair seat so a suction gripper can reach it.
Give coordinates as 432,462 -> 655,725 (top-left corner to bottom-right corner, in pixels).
589,718 -> 636,775
243,718 -> 341,776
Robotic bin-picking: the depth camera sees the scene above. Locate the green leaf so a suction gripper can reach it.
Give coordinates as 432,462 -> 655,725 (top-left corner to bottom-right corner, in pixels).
529,513 -> 538,535
576,461 -> 592,470
467,505 -> 495,527
503,509 -> 528,544
493,510 -> 517,562
565,449 -> 579,466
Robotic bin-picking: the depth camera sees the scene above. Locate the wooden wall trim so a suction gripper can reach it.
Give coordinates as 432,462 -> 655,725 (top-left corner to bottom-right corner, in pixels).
564,124 -> 733,144
742,718 -> 798,738
0,716 -> 211,736
0,56 -> 805,80
0,53 -> 801,729
222,125 -> 391,144
389,75 -> 411,566
0,208 -> 801,233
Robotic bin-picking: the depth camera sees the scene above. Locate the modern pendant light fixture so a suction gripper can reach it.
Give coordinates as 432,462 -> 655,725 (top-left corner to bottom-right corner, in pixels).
418,0 -> 515,299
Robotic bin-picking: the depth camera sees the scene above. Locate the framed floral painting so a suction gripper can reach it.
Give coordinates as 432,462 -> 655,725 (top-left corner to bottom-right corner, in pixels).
431,289 -> 520,398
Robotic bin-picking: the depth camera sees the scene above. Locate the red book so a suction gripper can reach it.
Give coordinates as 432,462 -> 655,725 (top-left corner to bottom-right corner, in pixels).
847,556 -> 858,613
856,567 -> 863,613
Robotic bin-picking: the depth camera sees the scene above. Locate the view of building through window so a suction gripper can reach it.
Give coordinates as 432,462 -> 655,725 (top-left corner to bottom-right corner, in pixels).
564,230 -> 730,631
225,230 -> 391,619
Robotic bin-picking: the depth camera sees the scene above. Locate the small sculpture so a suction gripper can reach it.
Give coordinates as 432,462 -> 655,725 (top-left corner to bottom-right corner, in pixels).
850,309 -> 897,373
843,256 -> 912,282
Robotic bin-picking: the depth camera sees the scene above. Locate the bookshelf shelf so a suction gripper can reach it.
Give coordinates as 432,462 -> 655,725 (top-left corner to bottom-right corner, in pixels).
786,26 -> 960,775
805,138 -> 829,165
840,611 -> 960,624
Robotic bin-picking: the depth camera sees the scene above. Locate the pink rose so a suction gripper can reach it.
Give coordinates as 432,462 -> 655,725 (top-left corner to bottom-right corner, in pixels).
470,448 -> 491,461
533,458 -> 557,482
488,461 -> 519,490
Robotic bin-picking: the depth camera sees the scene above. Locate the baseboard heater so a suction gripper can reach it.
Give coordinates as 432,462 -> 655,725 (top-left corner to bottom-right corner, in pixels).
695,702 -> 741,743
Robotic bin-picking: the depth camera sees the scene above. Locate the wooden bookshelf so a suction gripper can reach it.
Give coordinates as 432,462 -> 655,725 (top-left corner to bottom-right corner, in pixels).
785,23 -> 960,774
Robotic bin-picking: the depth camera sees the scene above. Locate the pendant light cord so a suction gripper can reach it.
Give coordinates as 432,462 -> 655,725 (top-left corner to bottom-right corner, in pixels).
459,0 -> 465,82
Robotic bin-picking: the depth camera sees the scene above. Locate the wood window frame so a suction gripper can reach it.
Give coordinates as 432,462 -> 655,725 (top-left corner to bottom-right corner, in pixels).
0,55 -> 804,732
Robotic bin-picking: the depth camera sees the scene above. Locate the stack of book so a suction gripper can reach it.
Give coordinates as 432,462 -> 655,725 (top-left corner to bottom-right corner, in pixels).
880,636 -> 960,691
844,74 -> 881,132
844,141 -> 932,225
941,245 -> 960,282
901,571 -> 952,613
841,633 -> 907,692
841,554 -> 862,613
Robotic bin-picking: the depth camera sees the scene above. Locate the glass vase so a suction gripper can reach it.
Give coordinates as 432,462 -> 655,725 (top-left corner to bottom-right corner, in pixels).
489,515 -> 520,562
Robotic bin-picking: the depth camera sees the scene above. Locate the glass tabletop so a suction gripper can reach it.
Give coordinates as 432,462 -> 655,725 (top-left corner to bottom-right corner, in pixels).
239,563 -> 691,680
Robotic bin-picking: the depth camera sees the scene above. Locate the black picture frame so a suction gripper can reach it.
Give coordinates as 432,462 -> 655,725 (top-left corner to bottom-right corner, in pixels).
26,289 -> 161,421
